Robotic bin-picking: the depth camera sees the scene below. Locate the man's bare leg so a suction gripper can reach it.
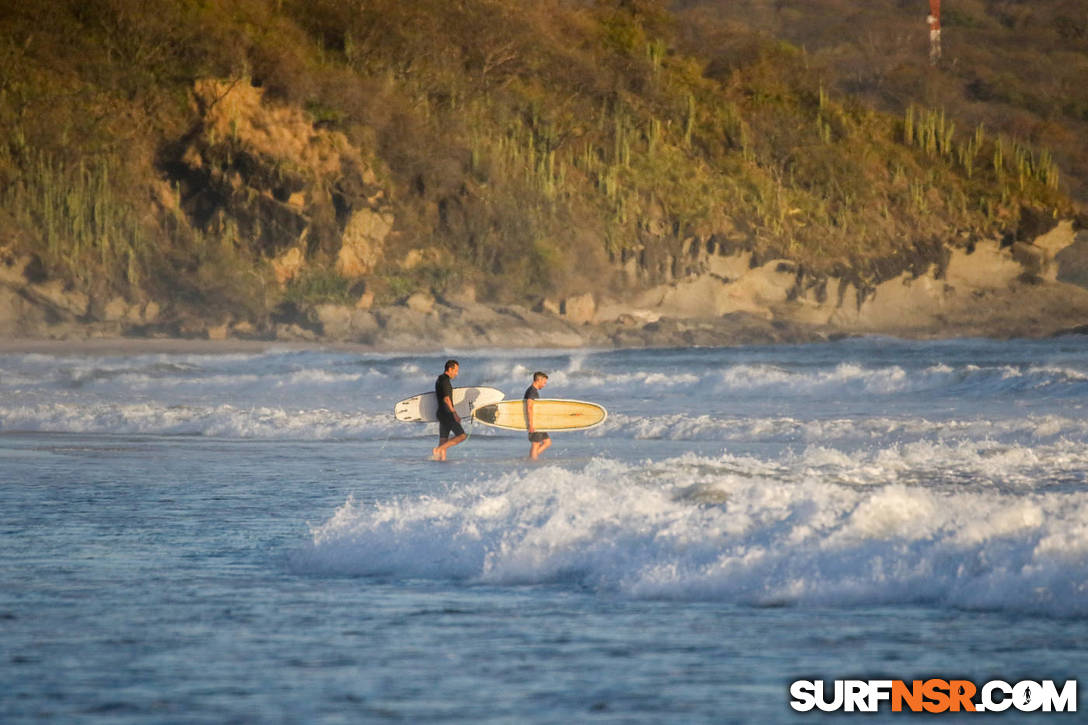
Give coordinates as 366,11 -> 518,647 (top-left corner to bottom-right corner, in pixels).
434,433 -> 466,461
529,437 -> 552,460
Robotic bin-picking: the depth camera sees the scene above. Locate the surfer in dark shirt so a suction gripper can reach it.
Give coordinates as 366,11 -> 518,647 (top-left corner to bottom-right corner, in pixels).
433,359 -> 467,461
524,371 -> 552,460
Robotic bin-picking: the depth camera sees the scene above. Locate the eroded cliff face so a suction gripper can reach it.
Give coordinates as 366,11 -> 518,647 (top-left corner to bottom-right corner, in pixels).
161,79 -> 395,286
0,77 -> 401,338
589,220 -> 1088,340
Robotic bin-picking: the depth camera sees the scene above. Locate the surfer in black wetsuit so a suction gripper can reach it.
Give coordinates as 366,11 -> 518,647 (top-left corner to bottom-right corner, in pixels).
433,359 -> 467,461
525,371 -> 552,460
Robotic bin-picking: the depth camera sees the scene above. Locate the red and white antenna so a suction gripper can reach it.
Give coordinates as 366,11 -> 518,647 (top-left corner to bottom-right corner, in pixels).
928,0 -> 942,65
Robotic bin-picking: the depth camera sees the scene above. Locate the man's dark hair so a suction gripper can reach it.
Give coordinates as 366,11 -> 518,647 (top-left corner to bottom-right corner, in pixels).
444,359 -> 460,372
533,371 -> 548,382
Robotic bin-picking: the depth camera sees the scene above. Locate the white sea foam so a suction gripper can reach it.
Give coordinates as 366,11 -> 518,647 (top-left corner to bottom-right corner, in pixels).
0,402 -> 402,439
707,361 -> 1088,399
596,411 -> 1088,444
6,348 -> 1088,416
464,358 -> 1088,401
473,358 -> 702,392
295,453 -> 1088,616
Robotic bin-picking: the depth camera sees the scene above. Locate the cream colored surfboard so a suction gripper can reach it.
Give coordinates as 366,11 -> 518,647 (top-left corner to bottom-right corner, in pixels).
472,399 -> 607,432
394,386 -> 505,422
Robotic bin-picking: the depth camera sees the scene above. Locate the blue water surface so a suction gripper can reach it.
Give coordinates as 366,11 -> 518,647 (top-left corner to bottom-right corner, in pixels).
2,338 -> 1087,722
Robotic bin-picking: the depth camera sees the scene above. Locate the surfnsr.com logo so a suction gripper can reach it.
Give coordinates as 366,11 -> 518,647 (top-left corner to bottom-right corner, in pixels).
790,679 -> 1077,713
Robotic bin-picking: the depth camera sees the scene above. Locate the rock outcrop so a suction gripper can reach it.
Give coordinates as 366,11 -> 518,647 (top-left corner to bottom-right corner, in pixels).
161,78 -> 395,287
5,188 -> 1088,348
589,220 -> 1088,342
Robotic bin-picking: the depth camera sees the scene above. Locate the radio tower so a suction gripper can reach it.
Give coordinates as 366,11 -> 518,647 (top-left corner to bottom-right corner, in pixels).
928,0 -> 942,65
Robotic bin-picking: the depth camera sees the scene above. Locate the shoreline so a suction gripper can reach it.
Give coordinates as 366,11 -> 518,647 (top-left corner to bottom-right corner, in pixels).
0,337 -> 306,355
2,321 -> 1086,356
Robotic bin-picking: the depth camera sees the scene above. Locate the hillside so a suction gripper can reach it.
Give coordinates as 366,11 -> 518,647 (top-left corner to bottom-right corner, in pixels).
0,0 -> 1085,344
676,0 -> 1088,201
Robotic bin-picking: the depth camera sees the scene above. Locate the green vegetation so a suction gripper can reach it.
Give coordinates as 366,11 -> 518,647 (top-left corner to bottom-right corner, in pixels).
678,0 -> 1088,200
283,268 -> 357,307
0,0 -> 1080,329
1,153 -> 150,286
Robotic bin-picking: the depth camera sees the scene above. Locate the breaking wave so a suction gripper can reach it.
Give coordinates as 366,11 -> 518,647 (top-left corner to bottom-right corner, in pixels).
293,452 -> 1088,617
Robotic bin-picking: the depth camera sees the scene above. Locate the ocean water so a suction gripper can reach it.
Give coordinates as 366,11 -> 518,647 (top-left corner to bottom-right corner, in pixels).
1,337 -> 1086,722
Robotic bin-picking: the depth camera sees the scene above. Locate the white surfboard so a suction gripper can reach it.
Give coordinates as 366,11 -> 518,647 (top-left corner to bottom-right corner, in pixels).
393,386 -> 505,422
472,399 -> 607,432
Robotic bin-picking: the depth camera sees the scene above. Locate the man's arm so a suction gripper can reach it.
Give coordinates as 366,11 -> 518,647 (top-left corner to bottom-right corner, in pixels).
526,397 -> 534,433
443,394 -> 459,420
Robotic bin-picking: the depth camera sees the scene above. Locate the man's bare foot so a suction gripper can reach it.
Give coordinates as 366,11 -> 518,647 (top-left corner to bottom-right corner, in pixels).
432,447 -> 446,461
